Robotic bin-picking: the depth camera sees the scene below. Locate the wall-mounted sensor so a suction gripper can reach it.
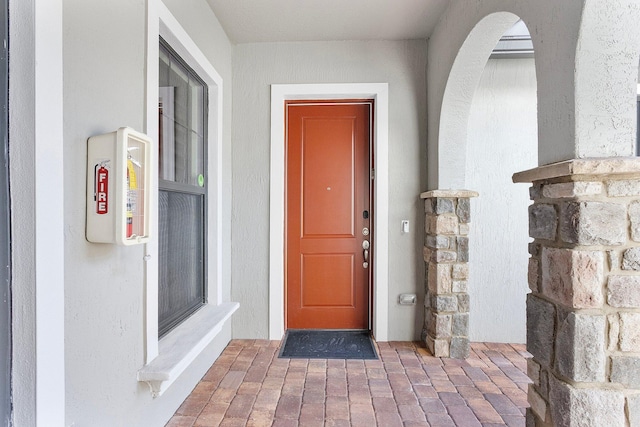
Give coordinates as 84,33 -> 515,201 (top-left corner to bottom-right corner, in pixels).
398,293 -> 416,305
401,220 -> 409,233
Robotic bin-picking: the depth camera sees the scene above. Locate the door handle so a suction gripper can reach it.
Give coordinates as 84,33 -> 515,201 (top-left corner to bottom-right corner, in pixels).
362,240 -> 370,262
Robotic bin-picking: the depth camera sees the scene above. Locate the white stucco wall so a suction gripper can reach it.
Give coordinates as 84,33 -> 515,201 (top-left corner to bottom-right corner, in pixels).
232,40 -> 427,341
427,1 -> 570,188
62,1 -> 234,425
575,0 -> 640,159
10,3 -> 39,424
435,11 -> 520,190
426,0 -> 640,190
466,58 -> 537,343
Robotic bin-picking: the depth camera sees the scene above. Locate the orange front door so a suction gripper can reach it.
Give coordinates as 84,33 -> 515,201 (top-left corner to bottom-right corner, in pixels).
286,101 -> 372,329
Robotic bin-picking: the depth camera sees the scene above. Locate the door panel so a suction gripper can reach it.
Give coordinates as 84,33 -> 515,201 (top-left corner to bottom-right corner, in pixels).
302,118 -> 355,237
286,102 -> 371,329
301,254 -> 354,307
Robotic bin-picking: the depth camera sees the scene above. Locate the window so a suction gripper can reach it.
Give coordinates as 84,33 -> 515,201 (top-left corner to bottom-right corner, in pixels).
138,5 -> 236,394
158,38 -> 208,337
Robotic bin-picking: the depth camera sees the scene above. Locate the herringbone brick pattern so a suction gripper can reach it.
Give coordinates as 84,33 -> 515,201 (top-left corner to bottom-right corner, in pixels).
166,340 -> 530,427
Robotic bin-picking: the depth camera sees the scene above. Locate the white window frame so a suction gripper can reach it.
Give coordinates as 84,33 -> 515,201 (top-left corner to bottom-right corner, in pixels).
138,1 -> 236,397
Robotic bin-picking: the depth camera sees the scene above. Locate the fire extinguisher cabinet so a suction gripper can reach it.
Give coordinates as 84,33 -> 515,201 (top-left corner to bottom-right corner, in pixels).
86,127 -> 151,245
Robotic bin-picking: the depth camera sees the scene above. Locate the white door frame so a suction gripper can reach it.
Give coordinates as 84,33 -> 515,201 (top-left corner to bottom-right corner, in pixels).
269,83 -> 389,341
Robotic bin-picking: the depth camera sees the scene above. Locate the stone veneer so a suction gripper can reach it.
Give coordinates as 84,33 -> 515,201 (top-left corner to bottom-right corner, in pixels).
420,190 -> 478,359
513,158 -> 640,427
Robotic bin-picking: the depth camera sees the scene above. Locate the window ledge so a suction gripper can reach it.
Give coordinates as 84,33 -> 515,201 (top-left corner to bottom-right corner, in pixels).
137,301 -> 239,397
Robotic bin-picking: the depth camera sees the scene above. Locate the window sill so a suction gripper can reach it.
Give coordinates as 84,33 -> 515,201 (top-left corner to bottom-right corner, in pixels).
137,301 -> 239,397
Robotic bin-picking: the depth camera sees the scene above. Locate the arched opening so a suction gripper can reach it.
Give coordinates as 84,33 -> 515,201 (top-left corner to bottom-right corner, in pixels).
466,19 -> 537,343
428,2 -> 640,425
437,12 -> 522,189
436,13 -> 538,345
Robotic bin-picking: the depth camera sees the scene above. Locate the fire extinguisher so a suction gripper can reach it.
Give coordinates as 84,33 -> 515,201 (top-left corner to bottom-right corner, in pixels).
126,158 -> 138,238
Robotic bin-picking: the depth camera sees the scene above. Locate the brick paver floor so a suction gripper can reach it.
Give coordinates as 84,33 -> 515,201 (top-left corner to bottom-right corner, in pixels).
166,340 -> 531,427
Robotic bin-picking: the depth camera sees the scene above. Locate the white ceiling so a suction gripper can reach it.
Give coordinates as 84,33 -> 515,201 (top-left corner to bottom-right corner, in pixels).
205,0 -> 450,44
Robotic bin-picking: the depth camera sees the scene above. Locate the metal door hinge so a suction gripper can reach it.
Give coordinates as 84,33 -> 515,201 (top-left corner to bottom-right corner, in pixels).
370,168 -> 375,180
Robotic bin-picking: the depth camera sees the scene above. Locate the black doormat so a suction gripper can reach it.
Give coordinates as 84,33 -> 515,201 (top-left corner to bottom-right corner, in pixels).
279,330 -> 378,359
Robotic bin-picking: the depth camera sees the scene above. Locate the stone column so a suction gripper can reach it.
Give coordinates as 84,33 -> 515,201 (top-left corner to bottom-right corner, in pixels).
420,190 -> 478,359
513,158 -> 640,427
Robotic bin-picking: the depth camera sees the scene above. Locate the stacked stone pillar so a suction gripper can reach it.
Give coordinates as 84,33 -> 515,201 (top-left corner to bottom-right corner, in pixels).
420,190 -> 478,359
513,158 -> 640,427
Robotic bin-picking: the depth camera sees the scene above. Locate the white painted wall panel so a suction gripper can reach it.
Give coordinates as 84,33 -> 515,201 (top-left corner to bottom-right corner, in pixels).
232,40 -> 427,341
466,58 -> 537,343
10,0 -> 66,424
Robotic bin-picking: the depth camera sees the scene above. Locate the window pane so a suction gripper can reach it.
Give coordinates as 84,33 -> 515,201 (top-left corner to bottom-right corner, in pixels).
189,131 -> 204,186
159,43 -> 206,187
190,82 -> 205,186
158,39 -> 208,338
159,49 -> 170,87
190,82 -> 204,137
159,86 -> 175,181
169,60 -> 189,131
158,190 -> 205,335
174,122 -> 188,183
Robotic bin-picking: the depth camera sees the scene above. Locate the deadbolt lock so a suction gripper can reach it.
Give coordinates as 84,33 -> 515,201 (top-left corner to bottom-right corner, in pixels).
362,227 -> 369,236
